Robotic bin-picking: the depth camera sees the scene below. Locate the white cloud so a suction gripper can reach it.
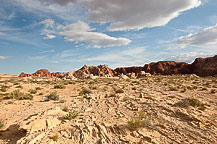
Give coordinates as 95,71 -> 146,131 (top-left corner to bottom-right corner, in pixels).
81,0 -> 201,31
40,19 -> 55,28
58,21 -> 131,47
166,52 -> 216,63
0,56 -> 7,60
40,19 -> 56,39
178,24 -> 217,48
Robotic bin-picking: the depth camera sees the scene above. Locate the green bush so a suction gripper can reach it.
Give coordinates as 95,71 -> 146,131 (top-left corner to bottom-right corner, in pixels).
6,90 -> 33,100
64,111 -> 79,120
50,134 -> 58,142
46,91 -> 59,101
0,86 -> 7,92
210,89 -> 216,94
168,86 -> 178,91
79,88 -> 92,96
174,98 -> 205,110
54,84 -> 66,89
28,89 -> 37,94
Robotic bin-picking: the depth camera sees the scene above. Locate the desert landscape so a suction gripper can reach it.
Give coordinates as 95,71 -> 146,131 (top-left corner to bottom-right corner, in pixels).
0,56 -> 216,144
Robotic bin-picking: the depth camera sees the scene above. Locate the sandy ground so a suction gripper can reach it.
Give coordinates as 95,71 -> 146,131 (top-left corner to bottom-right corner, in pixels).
0,75 -> 216,144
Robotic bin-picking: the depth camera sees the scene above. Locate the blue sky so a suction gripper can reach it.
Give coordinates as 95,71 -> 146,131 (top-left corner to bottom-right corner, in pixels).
0,0 -> 217,75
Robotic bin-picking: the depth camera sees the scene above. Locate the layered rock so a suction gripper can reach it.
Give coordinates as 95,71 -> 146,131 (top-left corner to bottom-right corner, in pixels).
72,64 -> 115,78
114,66 -> 144,76
19,69 -> 64,78
190,55 -> 217,77
144,61 -> 191,75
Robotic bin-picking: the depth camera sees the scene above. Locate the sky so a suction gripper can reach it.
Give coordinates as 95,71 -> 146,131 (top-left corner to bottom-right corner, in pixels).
0,0 -> 217,75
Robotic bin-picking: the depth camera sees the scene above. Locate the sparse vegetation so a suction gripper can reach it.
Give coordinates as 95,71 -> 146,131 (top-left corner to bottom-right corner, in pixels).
174,98 -> 206,110
210,89 -> 216,94
64,110 -> 79,120
168,86 -> 178,91
54,84 -> 66,89
0,86 -> 7,92
28,89 -> 37,94
79,88 -> 92,96
50,134 -> 58,142
46,91 -> 59,101
5,90 -> 33,100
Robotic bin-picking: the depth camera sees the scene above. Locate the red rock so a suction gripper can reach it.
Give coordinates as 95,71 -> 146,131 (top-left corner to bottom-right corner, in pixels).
19,69 -> 64,78
73,65 -> 115,78
144,61 -> 191,75
114,67 -> 144,76
190,55 -> 217,77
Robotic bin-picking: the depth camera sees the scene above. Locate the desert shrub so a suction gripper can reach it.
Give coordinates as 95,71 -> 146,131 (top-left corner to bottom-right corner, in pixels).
46,91 -> 59,101
28,89 -> 37,94
202,87 -> 208,91
6,90 -> 33,100
62,106 -> 69,112
127,112 -> 150,131
116,89 -> 124,93
174,98 -> 205,110
54,84 -> 66,89
35,87 -> 42,90
168,86 -> 178,91
50,134 -> 58,142
79,88 -> 92,96
0,86 -> 7,92
210,89 -> 216,94
64,111 -> 79,120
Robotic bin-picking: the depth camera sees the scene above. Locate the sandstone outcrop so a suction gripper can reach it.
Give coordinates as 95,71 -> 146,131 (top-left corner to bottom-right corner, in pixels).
144,61 -> 191,75
114,66 -> 144,76
190,55 -> 217,77
72,65 -> 115,78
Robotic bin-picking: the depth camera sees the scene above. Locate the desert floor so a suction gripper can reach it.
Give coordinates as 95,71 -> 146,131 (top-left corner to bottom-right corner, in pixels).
0,75 -> 216,144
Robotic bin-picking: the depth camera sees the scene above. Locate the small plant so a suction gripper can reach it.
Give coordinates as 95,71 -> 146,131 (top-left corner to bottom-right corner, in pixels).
35,87 -> 42,90
6,90 -> 33,100
28,89 -> 37,94
210,89 -> 216,94
174,98 -> 205,110
79,88 -> 92,96
202,87 -> 208,91
64,111 -> 79,120
46,91 -> 59,101
115,89 -> 124,93
0,119 -> 4,129
168,86 -> 178,91
50,134 -> 58,142
54,84 -> 66,89
127,112 -> 150,131
62,106 -> 69,112
0,86 -> 7,92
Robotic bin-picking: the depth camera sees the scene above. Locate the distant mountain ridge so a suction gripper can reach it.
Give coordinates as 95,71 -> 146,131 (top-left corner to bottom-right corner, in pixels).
18,55 -> 217,78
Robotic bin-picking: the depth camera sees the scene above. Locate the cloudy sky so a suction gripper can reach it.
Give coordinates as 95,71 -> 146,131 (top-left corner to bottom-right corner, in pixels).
0,0 -> 217,74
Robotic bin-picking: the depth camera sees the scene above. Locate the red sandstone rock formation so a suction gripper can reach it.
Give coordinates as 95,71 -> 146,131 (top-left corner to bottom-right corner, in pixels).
20,69 -> 55,77
190,55 -> 217,77
114,67 -> 144,76
73,65 -> 115,78
143,61 -> 191,75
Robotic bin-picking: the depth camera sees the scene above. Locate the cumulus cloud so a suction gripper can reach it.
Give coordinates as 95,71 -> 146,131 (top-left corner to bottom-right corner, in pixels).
0,56 -> 8,60
81,0 -> 201,31
178,24 -> 217,48
58,21 -> 131,47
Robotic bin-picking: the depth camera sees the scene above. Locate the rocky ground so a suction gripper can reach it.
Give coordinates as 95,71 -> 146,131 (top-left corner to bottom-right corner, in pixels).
0,75 -> 216,144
